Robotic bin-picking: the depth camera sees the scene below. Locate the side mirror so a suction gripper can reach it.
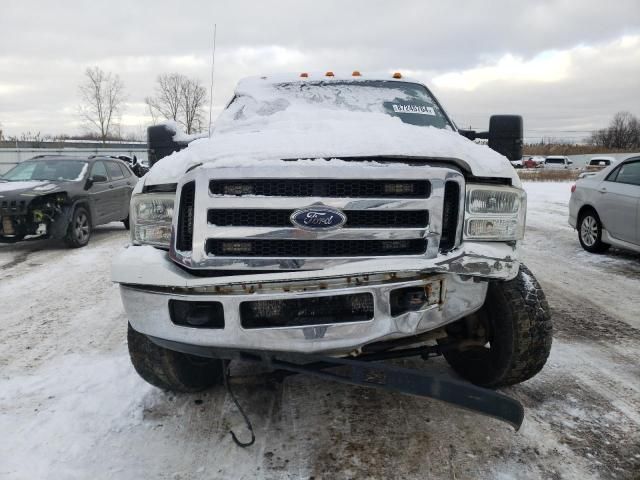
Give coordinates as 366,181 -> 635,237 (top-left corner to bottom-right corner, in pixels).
488,115 -> 523,161
458,115 -> 523,161
147,124 -> 191,167
85,175 -> 108,189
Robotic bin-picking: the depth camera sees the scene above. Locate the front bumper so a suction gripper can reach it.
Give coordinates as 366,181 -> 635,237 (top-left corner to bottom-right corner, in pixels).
113,242 -> 518,355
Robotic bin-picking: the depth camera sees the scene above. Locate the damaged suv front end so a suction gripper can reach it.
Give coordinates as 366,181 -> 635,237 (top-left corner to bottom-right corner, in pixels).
1,190 -> 70,241
0,161 -> 87,243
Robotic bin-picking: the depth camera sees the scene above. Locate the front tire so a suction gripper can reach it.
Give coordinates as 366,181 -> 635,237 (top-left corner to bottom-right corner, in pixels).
440,265 -> 552,388
578,210 -> 610,253
127,324 -> 224,393
122,215 -> 130,230
64,206 -> 91,248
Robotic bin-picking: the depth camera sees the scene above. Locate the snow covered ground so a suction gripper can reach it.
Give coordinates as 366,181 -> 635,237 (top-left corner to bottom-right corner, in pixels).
0,182 -> 639,479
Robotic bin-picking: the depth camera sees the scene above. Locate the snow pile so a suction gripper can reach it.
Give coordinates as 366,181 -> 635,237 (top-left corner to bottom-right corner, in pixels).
523,182 -> 573,228
158,120 -> 209,144
146,78 -> 516,185
0,351 -> 155,477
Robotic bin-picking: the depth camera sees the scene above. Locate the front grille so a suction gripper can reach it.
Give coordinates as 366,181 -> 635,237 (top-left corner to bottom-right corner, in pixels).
439,181 -> 460,251
208,209 -> 429,228
210,179 -> 430,198
176,181 -> 195,251
206,239 -> 427,257
171,164 -> 465,270
0,200 -> 28,215
240,293 -> 374,329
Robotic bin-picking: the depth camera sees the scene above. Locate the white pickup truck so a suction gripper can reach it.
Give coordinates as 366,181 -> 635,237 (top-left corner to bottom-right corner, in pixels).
112,73 -> 551,427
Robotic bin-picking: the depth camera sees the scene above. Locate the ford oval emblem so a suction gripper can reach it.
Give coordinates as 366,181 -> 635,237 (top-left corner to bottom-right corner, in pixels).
290,206 -> 347,231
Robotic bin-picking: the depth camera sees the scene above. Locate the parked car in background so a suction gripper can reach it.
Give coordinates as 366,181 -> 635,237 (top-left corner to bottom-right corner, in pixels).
510,159 -> 523,168
585,156 -> 615,172
569,156 -> 640,253
102,154 -> 149,177
0,155 -> 136,247
579,156 -> 617,179
523,156 -> 544,168
544,155 -> 573,169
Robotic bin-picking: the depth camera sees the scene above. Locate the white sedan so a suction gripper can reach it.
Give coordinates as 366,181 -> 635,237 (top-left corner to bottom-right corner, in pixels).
569,156 -> 640,253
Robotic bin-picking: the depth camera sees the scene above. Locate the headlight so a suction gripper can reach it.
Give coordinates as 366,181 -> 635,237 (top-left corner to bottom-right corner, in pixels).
130,193 -> 175,247
463,185 -> 526,241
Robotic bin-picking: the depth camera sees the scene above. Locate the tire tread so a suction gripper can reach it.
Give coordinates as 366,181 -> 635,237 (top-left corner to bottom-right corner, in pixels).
127,324 -> 223,393
441,264 -> 553,387
496,265 -> 553,386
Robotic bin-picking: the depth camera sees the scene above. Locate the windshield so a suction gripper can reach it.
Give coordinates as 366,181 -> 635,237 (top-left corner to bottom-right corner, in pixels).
2,160 -> 88,182
224,80 -> 453,130
546,158 -> 565,164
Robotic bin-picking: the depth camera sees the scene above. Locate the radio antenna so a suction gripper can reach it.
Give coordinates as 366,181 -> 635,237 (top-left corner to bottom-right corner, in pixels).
208,23 -> 217,135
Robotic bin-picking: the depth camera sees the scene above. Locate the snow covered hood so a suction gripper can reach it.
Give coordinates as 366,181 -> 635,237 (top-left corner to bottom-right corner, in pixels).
146,75 -> 519,186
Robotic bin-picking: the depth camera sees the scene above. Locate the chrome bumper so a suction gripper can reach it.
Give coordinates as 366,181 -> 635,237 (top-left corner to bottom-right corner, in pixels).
112,243 -> 518,355
119,275 -> 486,355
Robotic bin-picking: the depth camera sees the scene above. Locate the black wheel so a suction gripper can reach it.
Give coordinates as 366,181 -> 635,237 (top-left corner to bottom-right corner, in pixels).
439,265 -> 552,388
578,209 -> 610,253
122,216 -> 130,230
127,323 -> 224,393
64,206 -> 91,248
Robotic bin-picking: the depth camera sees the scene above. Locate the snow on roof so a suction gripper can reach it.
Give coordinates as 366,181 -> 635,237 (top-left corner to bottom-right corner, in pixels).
146,75 -> 518,186
235,71 -> 420,87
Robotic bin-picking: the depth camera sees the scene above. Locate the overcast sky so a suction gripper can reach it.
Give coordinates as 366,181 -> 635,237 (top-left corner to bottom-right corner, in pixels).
1,0 -> 639,141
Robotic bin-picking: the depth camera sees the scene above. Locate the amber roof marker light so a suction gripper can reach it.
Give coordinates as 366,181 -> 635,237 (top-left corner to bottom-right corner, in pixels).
352,71 -> 362,77
300,72 -> 309,78
392,72 -> 402,79
325,71 -> 335,77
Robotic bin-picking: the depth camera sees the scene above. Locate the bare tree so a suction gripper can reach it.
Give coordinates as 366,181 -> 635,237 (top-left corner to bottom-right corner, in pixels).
181,78 -> 207,134
145,73 -> 208,134
146,102 -> 159,125
144,73 -> 182,123
78,66 -> 126,143
590,111 -> 640,150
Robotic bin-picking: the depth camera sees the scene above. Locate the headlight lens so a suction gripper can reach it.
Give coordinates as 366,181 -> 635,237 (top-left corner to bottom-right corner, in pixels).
467,188 -> 520,214
130,193 -> 175,247
463,185 -> 526,241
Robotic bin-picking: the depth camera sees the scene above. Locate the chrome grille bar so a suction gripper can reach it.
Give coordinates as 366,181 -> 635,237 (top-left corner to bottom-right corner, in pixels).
170,161 -> 464,271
